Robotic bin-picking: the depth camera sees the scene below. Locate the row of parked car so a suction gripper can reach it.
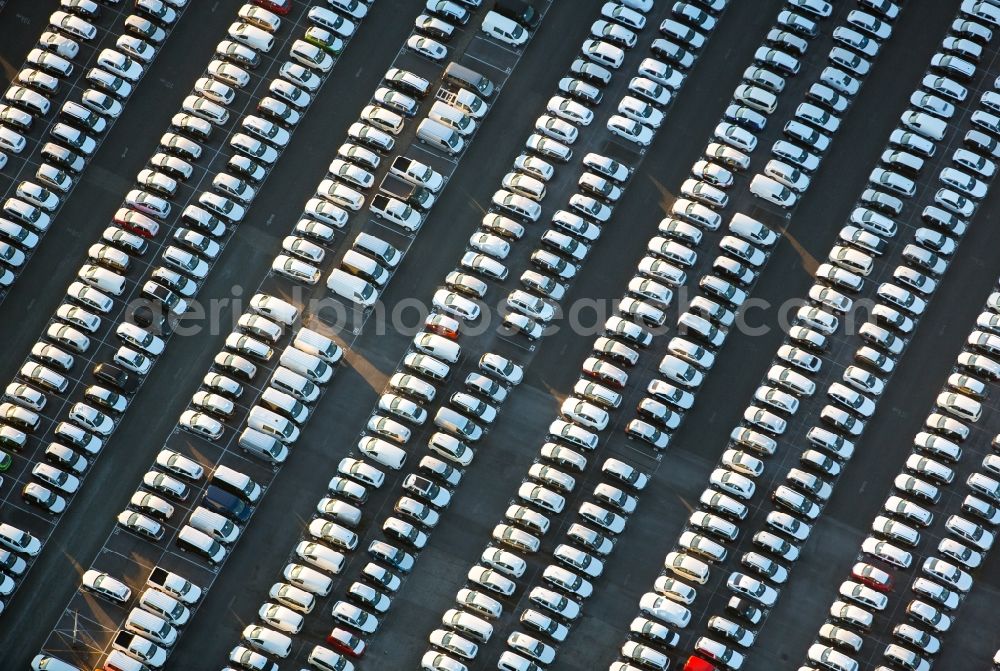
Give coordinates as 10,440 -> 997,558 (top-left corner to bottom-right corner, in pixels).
800,282 -> 1000,671
395,2 -> 699,669
600,0 -> 912,668
316,58 -> 488,300
287,4 -> 653,667
66,0 -> 386,661
745,1 -> 912,208
622,6 -> 998,670
780,13 -> 1000,671
789,38 -> 1000,664
213,338 -> 525,671
213,1 -> 648,667
0,0 -> 186,295
413,0 -> 747,668
483,0 -> 677,344
81,0 -> 385,658
0,0 -> 364,632
204,5 -> 525,669
0,0 -> 196,613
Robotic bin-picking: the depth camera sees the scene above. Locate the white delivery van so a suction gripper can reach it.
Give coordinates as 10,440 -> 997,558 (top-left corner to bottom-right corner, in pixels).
294,327 -> 343,365
212,464 -> 262,502
189,506 -> 239,544
416,119 -> 465,155
327,268 -> 379,307
238,427 -> 289,464
279,346 -> 333,384
248,405 -> 300,444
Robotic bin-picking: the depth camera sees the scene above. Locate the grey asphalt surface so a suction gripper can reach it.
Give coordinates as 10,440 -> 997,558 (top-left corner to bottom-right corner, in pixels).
1,0 -> 999,669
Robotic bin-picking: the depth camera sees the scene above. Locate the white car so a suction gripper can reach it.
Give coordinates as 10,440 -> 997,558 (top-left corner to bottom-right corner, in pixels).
242,625 -> 293,657
727,572 -> 778,606
547,95 -> 593,126
97,49 -> 143,81
607,114 -> 654,146
620,95 -> 665,128
408,34 -> 447,61
69,402 -> 114,435
179,410 -> 223,440
155,449 -> 203,480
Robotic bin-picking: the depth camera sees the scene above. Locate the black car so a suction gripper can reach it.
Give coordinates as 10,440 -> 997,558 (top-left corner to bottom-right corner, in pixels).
202,485 -> 252,522
93,362 -> 140,395
494,0 -> 539,28
726,595 -> 763,625
141,280 -> 185,314
414,13 -> 455,40
859,188 -> 903,216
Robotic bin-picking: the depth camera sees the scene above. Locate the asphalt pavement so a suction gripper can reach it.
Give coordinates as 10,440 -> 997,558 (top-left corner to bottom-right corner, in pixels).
2,0 -> 999,669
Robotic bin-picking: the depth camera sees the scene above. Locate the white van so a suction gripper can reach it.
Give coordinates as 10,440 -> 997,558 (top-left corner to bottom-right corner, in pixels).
902,110 -> 947,141
450,88 -> 487,119
279,346 -> 333,384
481,10 -> 528,46
177,525 -> 226,564
444,62 -> 495,98
435,406 -> 484,442
417,118 -> 465,154
190,506 -> 239,544
212,464 -> 262,502
104,649 -> 151,671
353,232 -> 401,267
405,352 -> 450,382
232,23 -> 274,52
270,366 -> 320,403
429,432 -> 473,466
729,212 -> 778,247
358,436 -> 407,470
413,332 -> 461,363
138,587 -> 189,626
262,387 -> 309,424
750,174 -> 797,208
342,249 -> 389,287
294,327 -> 343,365
327,268 -> 379,307
443,609 -> 494,642
79,264 -> 126,296
125,608 -> 178,647
316,498 -> 361,528
429,101 -> 476,136
251,293 -> 299,326
649,237 -> 696,268
248,405 -> 300,444
239,427 -> 289,463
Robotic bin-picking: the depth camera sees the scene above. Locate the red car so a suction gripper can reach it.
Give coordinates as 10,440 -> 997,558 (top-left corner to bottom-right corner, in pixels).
254,0 -> 291,14
851,561 -> 894,592
425,313 -> 459,340
684,657 -> 716,671
114,208 -> 160,238
327,627 -> 366,657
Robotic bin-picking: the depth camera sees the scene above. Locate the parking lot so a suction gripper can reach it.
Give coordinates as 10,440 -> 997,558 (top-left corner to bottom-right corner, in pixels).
2,0 -> 1000,670
0,0 -> 191,301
